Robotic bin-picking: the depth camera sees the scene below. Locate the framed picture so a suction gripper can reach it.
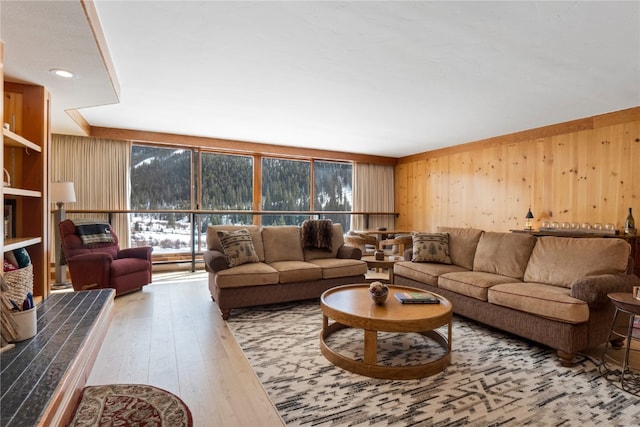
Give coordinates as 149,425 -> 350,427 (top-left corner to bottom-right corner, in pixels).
634,286 -> 640,301
4,199 -> 16,239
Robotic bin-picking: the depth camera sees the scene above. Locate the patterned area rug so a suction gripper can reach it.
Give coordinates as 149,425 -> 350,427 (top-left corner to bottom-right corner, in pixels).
69,384 -> 193,427
227,301 -> 640,426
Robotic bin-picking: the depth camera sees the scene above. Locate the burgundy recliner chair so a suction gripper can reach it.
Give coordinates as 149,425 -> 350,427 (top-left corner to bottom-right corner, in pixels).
58,219 -> 153,296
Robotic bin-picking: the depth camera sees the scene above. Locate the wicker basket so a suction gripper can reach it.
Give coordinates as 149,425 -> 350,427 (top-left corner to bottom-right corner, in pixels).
3,264 -> 34,306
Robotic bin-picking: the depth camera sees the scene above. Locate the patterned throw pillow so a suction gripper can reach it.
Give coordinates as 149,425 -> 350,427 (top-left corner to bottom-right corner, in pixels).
217,229 -> 259,267
412,232 -> 452,264
13,248 -> 31,268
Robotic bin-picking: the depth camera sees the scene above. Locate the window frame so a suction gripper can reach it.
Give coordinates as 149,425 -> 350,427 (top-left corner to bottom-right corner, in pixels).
129,143 -> 354,255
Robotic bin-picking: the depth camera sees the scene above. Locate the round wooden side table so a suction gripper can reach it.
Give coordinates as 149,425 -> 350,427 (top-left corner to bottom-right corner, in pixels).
599,292 -> 640,395
361,255 -> 403,283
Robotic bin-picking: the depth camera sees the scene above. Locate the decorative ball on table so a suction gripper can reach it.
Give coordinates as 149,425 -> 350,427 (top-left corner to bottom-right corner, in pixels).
369,281 -> 389,305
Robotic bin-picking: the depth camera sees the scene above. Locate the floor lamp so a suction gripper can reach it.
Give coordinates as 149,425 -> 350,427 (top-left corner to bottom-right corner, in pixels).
51,181 -> 76,290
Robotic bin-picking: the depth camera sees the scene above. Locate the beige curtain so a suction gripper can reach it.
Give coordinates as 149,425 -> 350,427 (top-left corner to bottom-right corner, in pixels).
352,163 -> 395,231
51,134 -> 131,262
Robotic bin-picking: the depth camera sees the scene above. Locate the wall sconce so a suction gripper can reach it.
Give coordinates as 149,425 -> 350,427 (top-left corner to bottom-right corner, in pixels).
525,208 -> 534,231
51,181 -> 76,289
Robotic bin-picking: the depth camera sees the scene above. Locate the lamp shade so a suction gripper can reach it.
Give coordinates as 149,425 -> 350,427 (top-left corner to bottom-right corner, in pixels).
51,181 -> 76,204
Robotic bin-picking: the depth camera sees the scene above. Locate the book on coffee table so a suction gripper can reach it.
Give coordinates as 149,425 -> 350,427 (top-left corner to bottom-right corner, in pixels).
394,292 -> 440,304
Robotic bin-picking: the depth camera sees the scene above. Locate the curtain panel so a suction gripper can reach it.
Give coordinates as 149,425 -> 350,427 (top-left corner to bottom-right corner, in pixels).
51,135 -> 132,263
352,163 -> 395,231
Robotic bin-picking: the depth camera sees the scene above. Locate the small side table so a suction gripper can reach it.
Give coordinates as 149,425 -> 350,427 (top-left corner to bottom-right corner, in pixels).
599,292 -> 640,395
361,255 -> 403,283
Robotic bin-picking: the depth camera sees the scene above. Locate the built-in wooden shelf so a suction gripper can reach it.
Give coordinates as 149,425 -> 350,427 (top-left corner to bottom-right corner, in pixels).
4,81 -> 50,301
2,128 -> 41,152
3,187 -> 41,198
3,237 -> 42,252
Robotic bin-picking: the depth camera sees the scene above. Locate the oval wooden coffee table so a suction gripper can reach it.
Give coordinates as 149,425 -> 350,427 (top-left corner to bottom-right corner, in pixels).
320,284 -> 452,379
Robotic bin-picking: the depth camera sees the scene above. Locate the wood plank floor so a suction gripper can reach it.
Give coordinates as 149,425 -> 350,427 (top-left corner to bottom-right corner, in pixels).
87,269 -> 638,426
87,272 -> 285,426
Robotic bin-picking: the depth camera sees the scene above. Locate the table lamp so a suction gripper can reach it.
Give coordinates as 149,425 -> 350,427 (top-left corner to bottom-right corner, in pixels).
525,208 -> 534,231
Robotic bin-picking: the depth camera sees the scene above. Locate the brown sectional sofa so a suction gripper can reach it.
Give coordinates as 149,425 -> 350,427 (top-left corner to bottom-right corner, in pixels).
393,226 -> 640,366
204,223 -> 367,319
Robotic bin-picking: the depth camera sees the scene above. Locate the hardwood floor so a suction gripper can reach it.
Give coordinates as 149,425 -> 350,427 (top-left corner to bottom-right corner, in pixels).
84,269 -> 639,425
87,271 -> 285,426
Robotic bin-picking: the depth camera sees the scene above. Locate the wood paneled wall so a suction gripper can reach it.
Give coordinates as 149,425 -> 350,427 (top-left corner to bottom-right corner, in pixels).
395,107 -> 640,233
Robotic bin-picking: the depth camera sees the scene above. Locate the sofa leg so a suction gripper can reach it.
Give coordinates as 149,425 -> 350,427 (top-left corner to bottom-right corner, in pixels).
557,350 -> 575,367
221,309 -> 231,320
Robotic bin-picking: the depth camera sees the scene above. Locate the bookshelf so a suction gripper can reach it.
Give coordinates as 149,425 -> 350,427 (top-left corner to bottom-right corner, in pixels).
3,64 -> 51,300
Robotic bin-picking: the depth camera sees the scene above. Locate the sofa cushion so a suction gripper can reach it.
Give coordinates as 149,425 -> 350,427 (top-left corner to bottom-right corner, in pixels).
393,260 -> 468,287
411,233 -> 451,264
207,225 -> 264,261
523,237 -> 631,288
262,226 -> 304,263
217,229 -> 260,267
307,258 -> 367,279
438,271 -> 522,301
472,232 -> 536,280
215,262 -> 279,288
304,224 -> 345,260
268,261 -> 323,283
436,226 -> 484,270
488,282 -> 589,324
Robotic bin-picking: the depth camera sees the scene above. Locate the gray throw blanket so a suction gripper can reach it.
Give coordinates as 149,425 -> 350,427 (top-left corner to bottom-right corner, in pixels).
74,222 -> 114,245
301,219 -> 333,251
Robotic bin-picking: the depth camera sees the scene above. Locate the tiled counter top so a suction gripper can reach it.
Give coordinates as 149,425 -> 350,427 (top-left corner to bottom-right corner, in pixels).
1,289 -> 114,426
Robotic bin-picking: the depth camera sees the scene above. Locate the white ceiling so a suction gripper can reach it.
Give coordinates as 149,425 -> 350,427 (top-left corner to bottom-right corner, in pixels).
2,1 -> 639,158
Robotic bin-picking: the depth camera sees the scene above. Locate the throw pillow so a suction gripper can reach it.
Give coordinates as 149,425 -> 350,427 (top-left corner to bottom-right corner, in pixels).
217,229 -> 259,267
412,232 -> 452,264
13,248 -> 31,268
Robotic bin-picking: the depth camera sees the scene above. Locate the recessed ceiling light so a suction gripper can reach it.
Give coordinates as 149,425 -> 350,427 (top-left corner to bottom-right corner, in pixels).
49,69 -> 75,78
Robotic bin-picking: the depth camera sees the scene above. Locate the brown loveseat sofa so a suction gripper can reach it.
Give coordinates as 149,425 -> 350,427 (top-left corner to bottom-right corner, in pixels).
204,223 -> 367,319
393,227 -> 640,366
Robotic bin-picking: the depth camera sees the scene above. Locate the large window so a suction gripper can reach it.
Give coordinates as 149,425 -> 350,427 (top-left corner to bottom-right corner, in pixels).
130,146 -> 192,252
200,152 -> 253,228
261,158 -> 310,226
314,161 -> 352,230
129,145 -> 353,255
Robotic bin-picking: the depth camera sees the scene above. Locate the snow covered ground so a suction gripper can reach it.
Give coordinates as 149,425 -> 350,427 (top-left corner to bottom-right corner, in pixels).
129,214 -> 207,254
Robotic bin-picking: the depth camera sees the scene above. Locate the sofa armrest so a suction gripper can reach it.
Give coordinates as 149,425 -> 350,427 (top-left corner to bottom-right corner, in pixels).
203,250 -> 230,273
571,274 -> 640,309
118,246 -> 152,261
337,245 -> 362,259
